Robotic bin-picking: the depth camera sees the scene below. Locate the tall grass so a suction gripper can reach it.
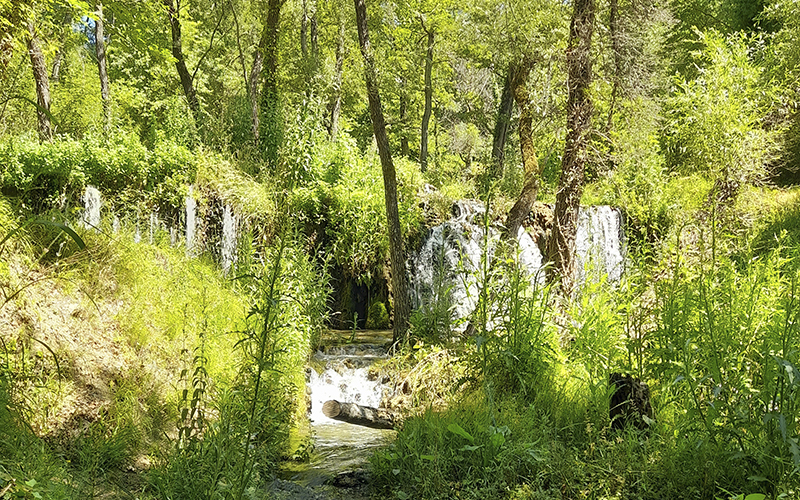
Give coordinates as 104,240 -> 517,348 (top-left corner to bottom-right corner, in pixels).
373,225 -> 800,499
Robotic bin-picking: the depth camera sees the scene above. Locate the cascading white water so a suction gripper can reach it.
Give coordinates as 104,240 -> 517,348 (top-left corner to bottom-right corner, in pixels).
575,206 -> 625,283
294,341 -> 393,483
409,201 -> 624,327
409,200 -> 545,330
185,187 -> 196,256
221,204 -> 237,274
149,212 -> 158,244
82,186 -> 102,231
307,344 -> 388,425
112,215 -> 120,233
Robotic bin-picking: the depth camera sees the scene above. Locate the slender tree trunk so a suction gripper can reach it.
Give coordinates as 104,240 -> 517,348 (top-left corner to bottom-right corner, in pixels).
606,0 -> 621,132
327,17 -> 345,140
164,0 -> 201,122
399,82 -> 409,157
490,63 -> 516,180
353,0 -> 410,343
301,0 -> 308,59
310,3 -> 318,63
503,57 -> 539,241
259,0 -> 283,170
419,23 -> 434,172
547,0 -> 596,294
49,12 -> 71,83
26,21 -> 53,142
95,2 -> 111,130
231,0 -> 261,144
249,50 -> 263,144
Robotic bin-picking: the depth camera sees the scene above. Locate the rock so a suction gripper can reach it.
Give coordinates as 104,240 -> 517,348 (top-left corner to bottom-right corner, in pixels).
609,372 -> 653,431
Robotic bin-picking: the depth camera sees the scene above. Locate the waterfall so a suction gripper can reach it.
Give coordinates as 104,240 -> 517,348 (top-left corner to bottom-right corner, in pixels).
409,201 -> 624,327
307,344 -> 388,425
575,206 -> 625,283
409,200 -> 545,330
112,215 -> 120,233
186,187 -> 196,256
221,204 -> 237,274
81,186 -> 101,231
149,212 -> 158,244
299,340 -> 393,481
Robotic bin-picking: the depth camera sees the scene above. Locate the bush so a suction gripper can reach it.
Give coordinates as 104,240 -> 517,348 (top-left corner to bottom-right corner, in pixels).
366,301 -> 389,329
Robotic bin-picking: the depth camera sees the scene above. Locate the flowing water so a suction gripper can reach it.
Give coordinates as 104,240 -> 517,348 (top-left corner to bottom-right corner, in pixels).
286,332 -> 394,487
221,204 -> 237,274
186,186 -> 197,256
82,186 -> 102,231
409,200 -> 625,328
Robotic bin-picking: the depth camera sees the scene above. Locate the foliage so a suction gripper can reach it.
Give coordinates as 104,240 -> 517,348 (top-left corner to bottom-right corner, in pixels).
366,300 -> 389,329
662,30 -> 779,196
0,134 -> 197,213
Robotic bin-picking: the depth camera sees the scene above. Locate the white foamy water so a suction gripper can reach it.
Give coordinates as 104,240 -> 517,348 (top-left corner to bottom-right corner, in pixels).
82,186 -> 101,230
221,204 -> 237,274
186,186 -> 196,256
409,201 -> 625,327
307,344 -> 388,425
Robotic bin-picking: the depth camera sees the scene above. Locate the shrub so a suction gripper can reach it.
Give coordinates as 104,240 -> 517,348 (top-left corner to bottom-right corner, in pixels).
366,301 -> 389,329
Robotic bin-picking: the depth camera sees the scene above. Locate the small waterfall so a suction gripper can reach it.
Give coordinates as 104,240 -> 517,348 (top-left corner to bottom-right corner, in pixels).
409,201 -> 624,327
297,340 -> 393,482
112,215 -> 120,233
409,200 -> 544,330
81,186 -> 102,231
307,344 -> 388,425
149,212 -> 158,244
134,224 -> 141,243
221,204 -> 237,274
186,187 -> 196,256
575,206 -> 625,283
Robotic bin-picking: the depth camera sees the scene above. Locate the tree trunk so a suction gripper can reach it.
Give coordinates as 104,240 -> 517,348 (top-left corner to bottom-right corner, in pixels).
249,50 -> 263,144
490,63 -> 516,180
301,0 -> 308,59
164,0 -> 201,122
327,17 -> 345,140
354,0 -> 411,344
259,0 -> 283,170
49,12 -> 72,83
322,400 -> 397,429
419,24 -> 434,172
503,57 -> 539,241
95,2 -> 111,130
547,0 -> 596,294
606,0 -> 621,132
26,21 -> 53,142
399,83 -> 409,157
231,0 -> 261,144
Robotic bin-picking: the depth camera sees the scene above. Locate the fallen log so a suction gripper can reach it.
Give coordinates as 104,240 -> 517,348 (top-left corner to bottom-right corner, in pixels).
322,400 -> 397,429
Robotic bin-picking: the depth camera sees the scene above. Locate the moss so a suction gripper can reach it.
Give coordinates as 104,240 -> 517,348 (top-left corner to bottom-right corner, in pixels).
365,301 -> 389,330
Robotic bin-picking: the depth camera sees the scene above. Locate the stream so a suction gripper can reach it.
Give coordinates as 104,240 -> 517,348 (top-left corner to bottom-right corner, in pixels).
275,331 -> 395,498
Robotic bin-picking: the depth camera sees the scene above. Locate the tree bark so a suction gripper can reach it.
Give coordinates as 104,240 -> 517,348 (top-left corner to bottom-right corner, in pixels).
354,0 -> 411,343
327,17 -> 345,140
259,0 -> 283,170
419,22 -> 434,172
26,21 -> 53,142
606,0 -> 621,132
249,50 -> 263,144
503,57 -> 539,241
322,400 -> 397,429
490,63 -> 516,180
95,2 -> 111,130
399,83 -> 409,157
164,0 -> 201,122
547,0 -> 596,294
